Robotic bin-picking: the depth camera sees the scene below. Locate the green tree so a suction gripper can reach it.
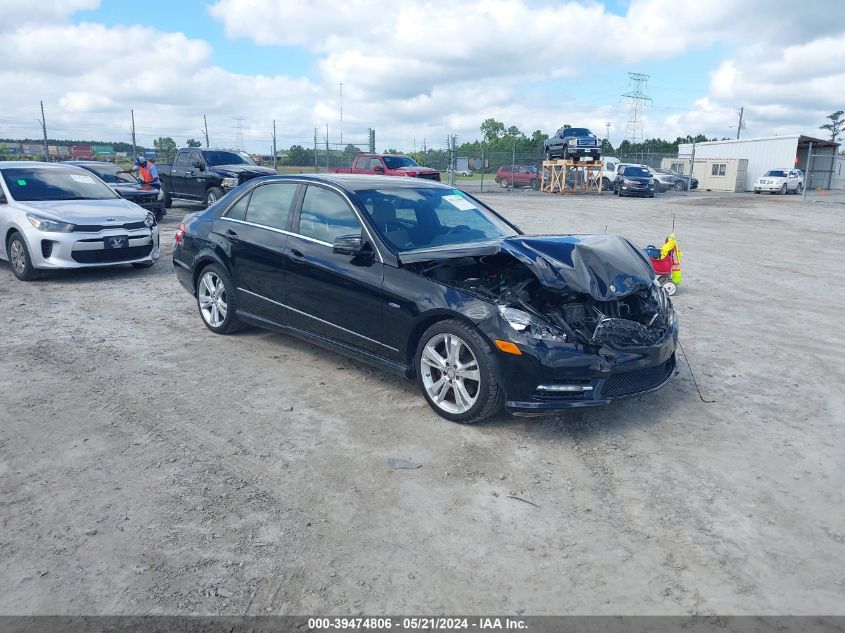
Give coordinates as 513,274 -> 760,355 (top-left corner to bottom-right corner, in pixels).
820,110 -> 844,142
285,144 -> 314,166
480,118 -> 506,143
153,137 -> 177,162
186,138 -> 202,147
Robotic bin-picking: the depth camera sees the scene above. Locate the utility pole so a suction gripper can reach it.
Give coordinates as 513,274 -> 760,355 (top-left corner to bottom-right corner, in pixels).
339,82 -> 343,147
131,109 -> 137,160
325,124 -> 329,170
272,120 -> 277,170
203,114 -> 210,148
314,127 -> 319,172
735,107 -> 745,139
40,101 -> 49,161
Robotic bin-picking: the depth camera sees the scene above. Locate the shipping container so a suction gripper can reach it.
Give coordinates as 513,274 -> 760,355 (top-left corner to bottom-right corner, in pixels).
58,145 -> 70,157
71,145 -> 94,159
22,143 -> 45,156
92,144 -> 115,156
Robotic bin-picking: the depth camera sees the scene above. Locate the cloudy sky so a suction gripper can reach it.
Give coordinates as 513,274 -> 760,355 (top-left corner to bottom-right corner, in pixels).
0,0 -> 842,153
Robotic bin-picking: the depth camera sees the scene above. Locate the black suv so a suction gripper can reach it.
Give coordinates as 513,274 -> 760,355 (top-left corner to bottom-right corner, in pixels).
544,127 -> 601,161
173,174 -> 677,423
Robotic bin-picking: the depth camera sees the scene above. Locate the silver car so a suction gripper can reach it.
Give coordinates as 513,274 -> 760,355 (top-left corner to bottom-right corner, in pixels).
0,161 -> 160,281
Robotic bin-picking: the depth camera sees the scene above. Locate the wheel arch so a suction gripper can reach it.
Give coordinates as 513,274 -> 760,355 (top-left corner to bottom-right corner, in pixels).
403,310 -> 486,379
190,249 -> 232,294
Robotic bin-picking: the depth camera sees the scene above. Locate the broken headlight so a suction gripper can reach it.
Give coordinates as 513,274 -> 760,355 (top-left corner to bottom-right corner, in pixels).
498,306 -> 566,343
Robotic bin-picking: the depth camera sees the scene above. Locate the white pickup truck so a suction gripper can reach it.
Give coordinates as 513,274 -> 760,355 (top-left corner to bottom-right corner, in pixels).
587,156 -> 619,191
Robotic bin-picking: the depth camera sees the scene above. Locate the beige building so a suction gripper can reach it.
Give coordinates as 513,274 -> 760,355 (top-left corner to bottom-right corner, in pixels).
661,157 -> 748,192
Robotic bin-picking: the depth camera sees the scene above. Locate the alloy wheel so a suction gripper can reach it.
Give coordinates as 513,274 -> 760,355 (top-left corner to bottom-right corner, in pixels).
9,239 -> 26,276
198,271 -> 228,328
420,333 -> 481,415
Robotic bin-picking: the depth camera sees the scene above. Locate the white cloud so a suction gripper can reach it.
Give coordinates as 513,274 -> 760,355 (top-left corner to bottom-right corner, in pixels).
0,0 -> 842,153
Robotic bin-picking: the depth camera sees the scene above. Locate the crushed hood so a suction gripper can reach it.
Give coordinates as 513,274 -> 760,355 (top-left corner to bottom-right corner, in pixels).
399,234 -> 656,301
499,235 -> 655,301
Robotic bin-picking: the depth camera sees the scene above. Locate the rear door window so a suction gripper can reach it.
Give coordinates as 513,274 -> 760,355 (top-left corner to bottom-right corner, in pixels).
244,182 -> 298,230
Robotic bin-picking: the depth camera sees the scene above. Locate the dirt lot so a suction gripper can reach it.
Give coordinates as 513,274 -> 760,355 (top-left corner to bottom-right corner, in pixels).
1,189 -> 843,616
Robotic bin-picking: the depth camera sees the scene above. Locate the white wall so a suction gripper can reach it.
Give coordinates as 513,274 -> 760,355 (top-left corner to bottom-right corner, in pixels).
677,137 -> 799,191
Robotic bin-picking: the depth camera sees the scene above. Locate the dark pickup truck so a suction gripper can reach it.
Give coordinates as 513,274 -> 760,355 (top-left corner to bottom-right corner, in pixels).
330,153 -> 440,181
159,148 -> 276,207
543,127 -> 601,162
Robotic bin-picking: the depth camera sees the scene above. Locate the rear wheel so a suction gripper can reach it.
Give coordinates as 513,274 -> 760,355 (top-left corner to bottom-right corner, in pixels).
416,320 -> 504,423
6,232 -> 40,281
796,183 -> 803,194
196,264 -> 242,334
206,187 -> 224,207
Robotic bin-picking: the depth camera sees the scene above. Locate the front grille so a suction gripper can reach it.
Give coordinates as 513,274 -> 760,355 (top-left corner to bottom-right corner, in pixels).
71,245 -> 152,264
74,221 -> 147,232
602,355 -> 675,398
577,139 -> 596,147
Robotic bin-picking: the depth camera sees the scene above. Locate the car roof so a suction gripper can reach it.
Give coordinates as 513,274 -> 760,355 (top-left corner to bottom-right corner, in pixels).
247,173 -> 452,192
0,160 -> 89,169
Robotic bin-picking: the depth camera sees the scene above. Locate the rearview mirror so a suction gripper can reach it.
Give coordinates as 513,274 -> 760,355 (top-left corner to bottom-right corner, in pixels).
332,234 -> 367,256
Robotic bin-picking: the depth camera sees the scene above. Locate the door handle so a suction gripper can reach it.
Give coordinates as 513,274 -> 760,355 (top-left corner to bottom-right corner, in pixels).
224,229 -> 239,241
289,248 -> 305,261
185,171 -> 193,176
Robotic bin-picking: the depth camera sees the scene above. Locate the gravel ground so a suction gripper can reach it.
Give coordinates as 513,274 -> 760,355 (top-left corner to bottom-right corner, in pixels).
1,190 -> 843,616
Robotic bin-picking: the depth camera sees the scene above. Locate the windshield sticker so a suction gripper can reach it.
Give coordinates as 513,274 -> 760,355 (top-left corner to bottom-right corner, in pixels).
70,174 -> 95,184
17,179 -> 27,186
443,194 -> 477,211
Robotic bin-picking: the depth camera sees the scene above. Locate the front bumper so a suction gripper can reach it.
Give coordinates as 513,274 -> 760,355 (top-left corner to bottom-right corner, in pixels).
754,182 -> 785,192
620,183 -> 655,196
22,224 -> 160,269
486,320 -> 679,415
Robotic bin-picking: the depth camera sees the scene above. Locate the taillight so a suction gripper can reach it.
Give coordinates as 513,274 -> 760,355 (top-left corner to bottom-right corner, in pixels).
175,223 -> 185,243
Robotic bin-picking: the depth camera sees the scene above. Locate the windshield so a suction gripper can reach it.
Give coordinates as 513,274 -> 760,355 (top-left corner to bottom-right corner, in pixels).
358,187 -> 518,252
79,163 -> 138,184
764,170 -> 787,177
204,151 -> 257,166
623,166 -> 651,177
563,128 -> 591,137
382,156 -> 419,169
1,166 -> 118,202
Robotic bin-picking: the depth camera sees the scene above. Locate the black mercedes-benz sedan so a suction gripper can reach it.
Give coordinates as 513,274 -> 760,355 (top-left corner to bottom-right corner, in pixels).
173,174 -> 678,423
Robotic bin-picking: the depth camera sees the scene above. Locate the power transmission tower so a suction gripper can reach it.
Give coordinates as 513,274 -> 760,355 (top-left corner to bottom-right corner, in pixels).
233,117 -> 246,150
203,114 -> 210,148
605,121 -> 611,143
621,72 -> 652,144
40,101 -> 49,160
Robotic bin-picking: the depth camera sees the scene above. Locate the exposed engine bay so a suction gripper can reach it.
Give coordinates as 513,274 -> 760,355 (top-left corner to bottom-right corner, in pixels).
407,252 -> 672,350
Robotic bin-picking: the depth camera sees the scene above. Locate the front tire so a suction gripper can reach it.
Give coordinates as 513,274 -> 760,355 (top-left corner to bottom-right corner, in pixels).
780,184 -> 787,195
415,320 -> 504,423
162,189 -> 172,208
196,264 -> 242,334
6,232 -> 40,281
206,187 -> 224,207
602,177 -> 612,191
530,179 -> 540,191
674,180 -> 685,191
499,177 -> 510,189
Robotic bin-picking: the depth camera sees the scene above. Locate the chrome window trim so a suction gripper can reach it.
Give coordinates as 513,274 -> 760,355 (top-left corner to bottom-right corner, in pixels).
221,217 -> 331,247
237,287 -> 398,352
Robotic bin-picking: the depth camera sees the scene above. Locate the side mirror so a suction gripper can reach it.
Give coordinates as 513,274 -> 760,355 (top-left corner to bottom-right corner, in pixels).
191,158 -> 204,170
373,164 -> 384,172
332,234 -> 367,256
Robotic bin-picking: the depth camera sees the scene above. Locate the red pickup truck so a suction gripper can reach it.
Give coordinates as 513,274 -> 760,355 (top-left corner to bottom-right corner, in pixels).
330,153 -> 440,181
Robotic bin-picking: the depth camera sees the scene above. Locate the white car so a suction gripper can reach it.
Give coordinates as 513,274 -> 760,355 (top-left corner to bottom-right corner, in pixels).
754,168 -> 804,195
0,161 -> 160,281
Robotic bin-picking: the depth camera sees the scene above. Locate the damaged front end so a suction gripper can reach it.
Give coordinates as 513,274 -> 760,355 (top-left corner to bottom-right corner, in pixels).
402,234 -> 678,412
